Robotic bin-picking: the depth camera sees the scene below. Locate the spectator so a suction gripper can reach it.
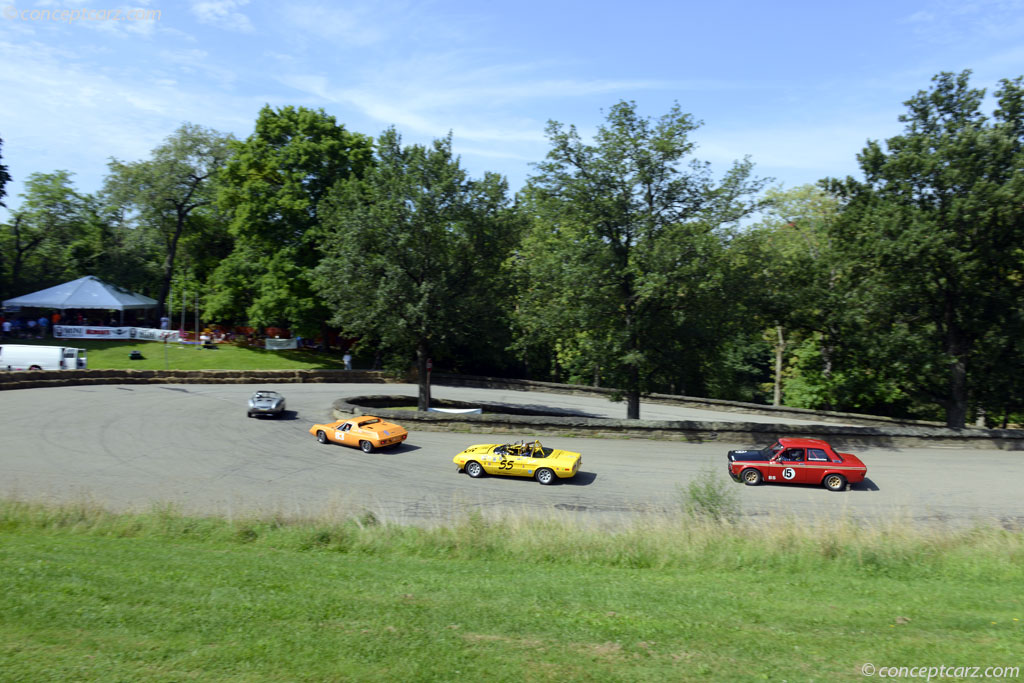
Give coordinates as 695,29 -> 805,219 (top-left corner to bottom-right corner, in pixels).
343,350 -> 353,370
51,311 -> 61,326
26,318 -> 36,337
1,318 -> 10,339
37,315 -> 49,338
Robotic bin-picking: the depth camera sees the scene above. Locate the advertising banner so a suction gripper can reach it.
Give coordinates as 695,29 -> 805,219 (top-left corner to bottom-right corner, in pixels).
53,326 -> 181,342
264,338 -> 298,350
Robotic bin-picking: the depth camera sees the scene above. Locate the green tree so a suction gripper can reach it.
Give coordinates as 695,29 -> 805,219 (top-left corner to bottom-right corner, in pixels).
519,101 -> 767,418
0,171 -> 107,298
827,71 -> 1024,428
0,136 -> 11,209
104,124 -> 233,315
729,184 -> 883,411
211,105 -> 372,336
315,128 -> 517,409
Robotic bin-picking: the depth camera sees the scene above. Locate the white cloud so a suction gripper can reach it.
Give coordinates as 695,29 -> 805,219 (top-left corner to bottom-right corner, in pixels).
0,39 -> 258,210
190,0 -> 253,33
280,2 -> 388,46
902,0 -> 1024,44
159,47 -> 238,86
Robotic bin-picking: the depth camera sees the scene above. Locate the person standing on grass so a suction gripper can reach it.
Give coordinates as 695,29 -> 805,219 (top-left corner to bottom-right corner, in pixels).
343,350 -> 353,370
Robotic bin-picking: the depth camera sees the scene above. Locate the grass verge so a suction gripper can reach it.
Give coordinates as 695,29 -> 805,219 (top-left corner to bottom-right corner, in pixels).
1,500 -> 1022,681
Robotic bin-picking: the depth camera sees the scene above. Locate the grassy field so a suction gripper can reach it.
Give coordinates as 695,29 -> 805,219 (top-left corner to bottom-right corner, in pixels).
1,500 -> 1021,682
2,338 -> 349,371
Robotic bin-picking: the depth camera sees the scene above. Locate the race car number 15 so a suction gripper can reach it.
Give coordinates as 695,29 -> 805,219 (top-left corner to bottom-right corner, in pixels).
782,467 -> 796,480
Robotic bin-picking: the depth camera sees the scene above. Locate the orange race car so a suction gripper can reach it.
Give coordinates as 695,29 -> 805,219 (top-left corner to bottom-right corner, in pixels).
309,415 -> 408,453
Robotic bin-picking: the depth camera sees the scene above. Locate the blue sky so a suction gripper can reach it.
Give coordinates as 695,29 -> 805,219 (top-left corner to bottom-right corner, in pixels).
2,0 -> 1024,217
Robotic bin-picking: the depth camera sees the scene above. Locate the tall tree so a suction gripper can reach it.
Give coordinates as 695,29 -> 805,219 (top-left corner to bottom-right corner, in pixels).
827,71 -> 1024,428
0,171 -> 102,298
0,136 -> 11,209
315,128 -> 517,409
104,124 -> 233,314
211,105 -> 372,336
520,101 -> 767,418
730,184 -> 885,411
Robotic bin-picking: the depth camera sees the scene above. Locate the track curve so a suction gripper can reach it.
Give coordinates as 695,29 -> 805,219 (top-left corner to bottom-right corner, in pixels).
2,383 -> 1022,527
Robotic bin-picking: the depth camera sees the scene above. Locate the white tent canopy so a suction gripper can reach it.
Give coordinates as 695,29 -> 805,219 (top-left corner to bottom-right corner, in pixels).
3,276 -> 157,311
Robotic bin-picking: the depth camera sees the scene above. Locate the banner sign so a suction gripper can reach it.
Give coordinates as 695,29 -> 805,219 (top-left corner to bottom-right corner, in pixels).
53,325 -> 181,342
264,338 -> 298,350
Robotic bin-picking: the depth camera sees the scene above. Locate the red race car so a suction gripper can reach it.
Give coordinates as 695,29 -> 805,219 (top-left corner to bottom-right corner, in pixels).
727,437 -> 867,491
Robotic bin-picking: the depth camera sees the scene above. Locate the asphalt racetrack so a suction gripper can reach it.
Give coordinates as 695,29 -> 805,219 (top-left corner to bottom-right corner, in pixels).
3,383 -> 1023,527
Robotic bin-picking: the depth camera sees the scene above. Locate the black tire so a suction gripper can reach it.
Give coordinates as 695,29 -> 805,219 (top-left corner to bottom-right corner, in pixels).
741,468 -> 763,486
535,468 -> 556,485
247,412 -> 253,418
360,440 -> 374,454
823,473 -> 847,492
28,365 -> 42,371
316,430 -> 328,444
466,461 -> 485,478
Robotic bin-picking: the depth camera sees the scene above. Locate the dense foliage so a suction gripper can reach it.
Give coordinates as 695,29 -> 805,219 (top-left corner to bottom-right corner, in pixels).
315,128 -> 519,409
1,71 -> 1022,426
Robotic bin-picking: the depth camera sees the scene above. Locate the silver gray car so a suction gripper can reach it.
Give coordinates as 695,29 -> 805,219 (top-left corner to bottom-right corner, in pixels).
247,390 -> 286,418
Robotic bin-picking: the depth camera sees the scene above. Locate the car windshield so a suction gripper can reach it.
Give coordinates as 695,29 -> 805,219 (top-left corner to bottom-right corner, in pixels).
527,441 -> 553,458
496,441 -> 553,458
255,392 -> 278,399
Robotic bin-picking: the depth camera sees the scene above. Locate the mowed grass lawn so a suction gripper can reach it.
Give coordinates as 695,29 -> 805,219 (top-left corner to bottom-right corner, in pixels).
1,502 -> 1021,682
5,338 -> 349,371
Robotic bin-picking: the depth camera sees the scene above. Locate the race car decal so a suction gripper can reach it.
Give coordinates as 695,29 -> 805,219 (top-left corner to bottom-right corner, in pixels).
782,468 -> 796,480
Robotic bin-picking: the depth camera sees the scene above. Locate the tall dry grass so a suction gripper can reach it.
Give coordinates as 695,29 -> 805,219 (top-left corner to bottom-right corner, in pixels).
2,497 -> 1020,580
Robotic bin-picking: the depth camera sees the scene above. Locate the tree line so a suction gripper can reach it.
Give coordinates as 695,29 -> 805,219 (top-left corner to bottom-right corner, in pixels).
1,70 -> 1022,428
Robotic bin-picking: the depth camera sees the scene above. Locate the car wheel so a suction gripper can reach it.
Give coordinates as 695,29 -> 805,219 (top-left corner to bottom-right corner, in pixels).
466,461 -> 484,478
247,412 -> 253,418
823,473 -> 847,491
360,440 -> 374,454
535,468 -> 556,485
316,430 -> 328,444
741,468 -> 763,486
28,365 -> 42,371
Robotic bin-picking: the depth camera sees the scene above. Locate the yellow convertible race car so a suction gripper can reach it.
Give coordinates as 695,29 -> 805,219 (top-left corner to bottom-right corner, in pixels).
453,440 -> 581,485
309,416 -> 408,453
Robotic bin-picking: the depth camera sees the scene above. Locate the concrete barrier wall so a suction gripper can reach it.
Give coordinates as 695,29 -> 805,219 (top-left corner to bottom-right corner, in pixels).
333,395 -> 1024,450
430,373 -> 946,428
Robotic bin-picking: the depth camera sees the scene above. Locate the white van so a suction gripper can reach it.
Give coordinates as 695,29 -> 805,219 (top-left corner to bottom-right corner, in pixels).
0,345 -> 88,371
